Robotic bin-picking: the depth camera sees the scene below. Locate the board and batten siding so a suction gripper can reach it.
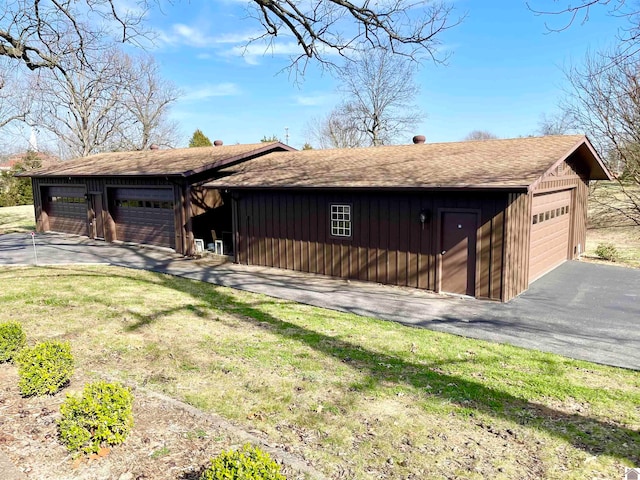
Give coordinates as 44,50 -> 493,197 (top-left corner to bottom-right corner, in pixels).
502,192 -> 532,301
234,190 -> 511,301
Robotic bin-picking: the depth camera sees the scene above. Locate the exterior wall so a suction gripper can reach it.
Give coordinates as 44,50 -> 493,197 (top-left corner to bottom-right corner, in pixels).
234,189 -> 510,301
31,176 -> 187,254
502,192 -> 532,301
500,153 -> 591,300
530,154 -> 591,260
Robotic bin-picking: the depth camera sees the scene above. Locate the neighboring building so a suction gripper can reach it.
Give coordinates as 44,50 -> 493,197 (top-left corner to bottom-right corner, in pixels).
20,142 -> 293,255
23,135 -> 611,301
1,151 -> 60,170
205,135 -> 610,301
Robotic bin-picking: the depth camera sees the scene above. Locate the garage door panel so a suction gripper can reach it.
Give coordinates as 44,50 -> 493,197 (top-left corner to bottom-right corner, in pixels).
110,188 -> 175,249
529,190 -> 572,282
42,187 -> 88,236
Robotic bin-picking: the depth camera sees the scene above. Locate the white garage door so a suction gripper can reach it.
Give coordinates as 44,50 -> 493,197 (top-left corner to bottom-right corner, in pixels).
529,190 -> 572,282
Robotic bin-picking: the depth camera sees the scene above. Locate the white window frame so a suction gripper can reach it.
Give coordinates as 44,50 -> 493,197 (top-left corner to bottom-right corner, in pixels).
330,204 -> 352,238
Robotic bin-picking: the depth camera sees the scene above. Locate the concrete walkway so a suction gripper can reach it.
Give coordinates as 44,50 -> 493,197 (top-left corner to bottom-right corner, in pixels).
1,232 -> 639,370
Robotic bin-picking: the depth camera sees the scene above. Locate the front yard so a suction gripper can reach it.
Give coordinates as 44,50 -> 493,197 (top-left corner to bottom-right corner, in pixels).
0,205 -> 35,235
0,265 -> 638,479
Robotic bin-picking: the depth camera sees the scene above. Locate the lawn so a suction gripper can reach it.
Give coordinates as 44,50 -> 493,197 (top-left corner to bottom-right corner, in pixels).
0,204 -> 36,234
0,265 -> 638,479
586,182 -> 640,267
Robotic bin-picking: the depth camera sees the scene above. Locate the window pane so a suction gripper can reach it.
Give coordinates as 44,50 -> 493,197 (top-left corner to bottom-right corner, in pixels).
330,204 -> 352,237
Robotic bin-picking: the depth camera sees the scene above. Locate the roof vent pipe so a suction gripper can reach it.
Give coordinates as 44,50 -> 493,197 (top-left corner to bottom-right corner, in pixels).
214,140 -> 223,146
412,135 -> 426,144
149,144 -> 160,150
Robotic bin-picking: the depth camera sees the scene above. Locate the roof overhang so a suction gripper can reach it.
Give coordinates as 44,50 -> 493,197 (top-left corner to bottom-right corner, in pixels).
528,136 -> 612,192
17,142 -> 296,178
204,184 -> 530,193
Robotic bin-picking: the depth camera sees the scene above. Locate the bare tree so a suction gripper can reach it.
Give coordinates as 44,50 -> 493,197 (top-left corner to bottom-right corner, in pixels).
28,46 -> 180,157
1,0 -> 459,73
561,50 -> 640,224
463,130 -> 498,141
247,0 -> 460,68
30,47 -> 130,158
0,0 -> 146,72
316,50 -> 423,147
307,106 -> 368,148
537,111 -> 575,136
528,1 -> 640,61
0,59 -> 32,129
117,54 -> 181,150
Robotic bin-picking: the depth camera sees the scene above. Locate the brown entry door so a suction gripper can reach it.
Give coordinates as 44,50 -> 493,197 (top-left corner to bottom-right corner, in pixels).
91,194 -> 105,240
440,211 -> 477,296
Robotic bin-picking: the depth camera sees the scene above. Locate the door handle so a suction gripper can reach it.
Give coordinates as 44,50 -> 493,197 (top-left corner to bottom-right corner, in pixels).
441,250 -> 446,255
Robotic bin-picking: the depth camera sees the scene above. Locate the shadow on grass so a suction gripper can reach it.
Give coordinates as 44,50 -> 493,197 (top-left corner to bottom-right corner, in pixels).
3,265 -> 639,466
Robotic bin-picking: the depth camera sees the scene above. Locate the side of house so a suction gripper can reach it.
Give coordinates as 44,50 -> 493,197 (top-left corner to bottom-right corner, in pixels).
208,135 -> 610,301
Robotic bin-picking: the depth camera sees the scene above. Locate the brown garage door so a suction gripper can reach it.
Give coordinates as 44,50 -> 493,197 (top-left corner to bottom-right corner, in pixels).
529,190 -> 572,282
43,186 -> 88,236
110,188 -> 175,249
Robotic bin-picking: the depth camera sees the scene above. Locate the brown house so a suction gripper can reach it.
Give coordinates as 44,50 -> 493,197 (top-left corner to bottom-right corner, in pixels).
23,135 -> 610,301
21,142 -> 293,255
205,135 -> 611,301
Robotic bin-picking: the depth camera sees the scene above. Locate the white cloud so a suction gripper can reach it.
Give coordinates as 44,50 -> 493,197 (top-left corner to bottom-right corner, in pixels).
293,93 -> 336,107
213,31 -> 264,44
156,23 -> 264,50
171,23 -> 217,48
180,83 -> 241,101
225,41 -> 305,65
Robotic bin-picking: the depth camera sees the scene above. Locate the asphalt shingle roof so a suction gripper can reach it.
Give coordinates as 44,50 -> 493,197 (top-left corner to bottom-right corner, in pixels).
207,135 -> 606,190
24,143 -> 287,177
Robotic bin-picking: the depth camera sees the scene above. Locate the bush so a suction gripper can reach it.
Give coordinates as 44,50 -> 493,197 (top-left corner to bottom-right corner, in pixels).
0,321 -> 26,362
199,444 -> 286,480
16,341 -> 74,396
595,243 -> 619,262
58,381 -> 134,455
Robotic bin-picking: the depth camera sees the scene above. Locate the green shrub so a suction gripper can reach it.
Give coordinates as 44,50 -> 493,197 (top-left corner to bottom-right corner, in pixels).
58,381 -> 134,455
595,243 -> 620,262
0,321 -> 26,362
199,444 -> 286,480
16,341 -> 74,396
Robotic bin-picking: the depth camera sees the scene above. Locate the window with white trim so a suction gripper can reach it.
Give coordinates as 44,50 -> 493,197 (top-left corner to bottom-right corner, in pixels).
330,204 -> 352,237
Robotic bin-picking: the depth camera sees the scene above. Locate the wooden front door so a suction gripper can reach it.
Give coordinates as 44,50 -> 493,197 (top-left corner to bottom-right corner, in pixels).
440,211 -> 477,296
91,194 -> 105,240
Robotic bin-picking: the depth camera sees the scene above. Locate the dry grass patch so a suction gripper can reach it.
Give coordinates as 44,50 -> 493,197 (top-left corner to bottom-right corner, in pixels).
0,205 -> 35,234
0,265 -> 638,479
587,183 -> 640,267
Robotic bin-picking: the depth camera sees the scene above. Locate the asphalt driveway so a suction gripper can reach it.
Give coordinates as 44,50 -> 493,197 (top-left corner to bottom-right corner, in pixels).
1,232 -> 638,370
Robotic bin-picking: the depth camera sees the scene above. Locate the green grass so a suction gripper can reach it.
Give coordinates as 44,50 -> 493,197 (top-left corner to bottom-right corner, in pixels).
0,205 -> 36,234
1,265 -> 638,479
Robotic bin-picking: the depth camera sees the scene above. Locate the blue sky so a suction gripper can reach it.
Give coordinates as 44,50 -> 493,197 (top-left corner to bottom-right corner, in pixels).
144,0 -> 624,149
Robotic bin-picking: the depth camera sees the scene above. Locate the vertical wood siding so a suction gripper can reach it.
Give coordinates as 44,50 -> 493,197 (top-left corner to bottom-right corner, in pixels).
502,193 -> 532,301
236,190 -> 509,300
